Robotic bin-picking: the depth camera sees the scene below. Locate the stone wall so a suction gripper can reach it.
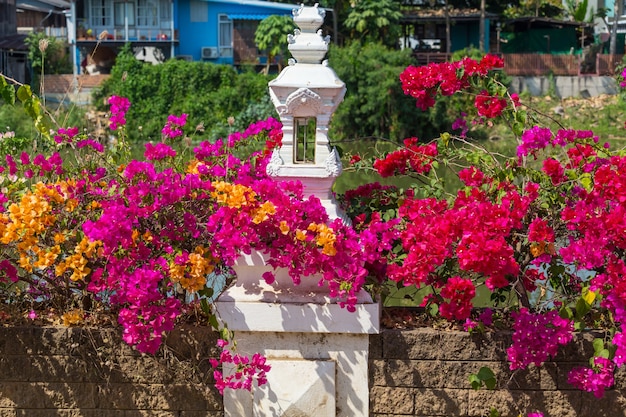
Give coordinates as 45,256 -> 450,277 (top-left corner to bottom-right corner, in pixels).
509,76 -> 618,98
369,328 -> 626,417
1,326 -> 625,416
0,325 -> 223,417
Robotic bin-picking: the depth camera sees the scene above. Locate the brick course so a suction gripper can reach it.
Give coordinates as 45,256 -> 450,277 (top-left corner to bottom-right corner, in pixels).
0,326 -> 624,416
369,329 -> 626,417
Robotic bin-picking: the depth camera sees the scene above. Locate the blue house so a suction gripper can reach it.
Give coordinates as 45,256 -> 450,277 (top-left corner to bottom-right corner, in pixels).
176,0 -> 297,64
71,0 -> 299,73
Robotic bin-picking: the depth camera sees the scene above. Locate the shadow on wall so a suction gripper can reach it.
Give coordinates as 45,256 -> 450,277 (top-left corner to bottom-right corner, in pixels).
368,327 -> 626,417
0,325 -> 223,415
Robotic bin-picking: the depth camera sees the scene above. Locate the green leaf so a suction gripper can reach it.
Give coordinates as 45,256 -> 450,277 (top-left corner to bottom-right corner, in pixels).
513,121 -> 525,137
559,304 -> 574,320
198,287 -> 214,299
16,84 -> 32,102
597,349 -> 610,359
469,374 -> 482,390
469,367 -> 497,390
579,173 -> 592,192
0,77 -> 16,105
488,408 -> 500,417
483,376 -> 497,390
208,312 -> 219,330
593,338 -> 605,354
575,296 -> 591,320
477,366 -> 495,381
200,299 -> 212,315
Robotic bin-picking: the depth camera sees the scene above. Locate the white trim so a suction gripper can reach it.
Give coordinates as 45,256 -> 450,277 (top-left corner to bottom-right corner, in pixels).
202,0 -> 302,12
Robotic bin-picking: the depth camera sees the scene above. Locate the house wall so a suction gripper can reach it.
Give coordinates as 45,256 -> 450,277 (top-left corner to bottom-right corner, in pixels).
175,0 -> 296,63
0,0 -> 17,36
450,20 -> 489,52
0,326 -> 625,416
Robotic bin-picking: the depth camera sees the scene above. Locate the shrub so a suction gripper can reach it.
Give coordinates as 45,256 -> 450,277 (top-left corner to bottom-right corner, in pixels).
92,45 -> 277,141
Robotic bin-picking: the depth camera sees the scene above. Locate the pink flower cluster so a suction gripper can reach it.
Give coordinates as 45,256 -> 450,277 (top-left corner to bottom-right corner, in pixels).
144,142 -> 176,160
373,138 -> 437,177
54,127 -> 79,143
507,309 -> 573,370
568,357 -> 615,398
399,54 -> 504,110
210,339 -> 271,394
161,113 -> 188,139
517,126 -> 598,160
108,95 -> 130,130
8,151 -> 64,178
385,167 -> 531,315
228,117 -> 284,156
438,276 -> 475,320
474,90 -> 507,118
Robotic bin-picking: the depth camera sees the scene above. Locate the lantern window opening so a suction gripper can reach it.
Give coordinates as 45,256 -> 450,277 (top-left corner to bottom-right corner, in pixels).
294,117 -> 316,164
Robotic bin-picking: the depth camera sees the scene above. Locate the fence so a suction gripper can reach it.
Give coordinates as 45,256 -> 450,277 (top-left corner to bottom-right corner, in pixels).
412,52 -> 625,77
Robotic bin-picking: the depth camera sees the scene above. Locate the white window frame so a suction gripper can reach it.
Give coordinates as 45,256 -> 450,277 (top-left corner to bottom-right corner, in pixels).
137,0 -> 158,27
90,0 -> 113,27
114,1 -> 136,26
218,14 -> 233,57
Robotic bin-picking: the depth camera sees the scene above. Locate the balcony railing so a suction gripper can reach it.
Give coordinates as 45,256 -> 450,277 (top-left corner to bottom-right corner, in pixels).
412,52 -> 625,77
77,26 -> 177,42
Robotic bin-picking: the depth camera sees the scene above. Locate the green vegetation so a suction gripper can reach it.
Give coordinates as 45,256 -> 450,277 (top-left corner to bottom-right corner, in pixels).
255,15 -> 296,72
92,44 -> 278,141
24,32 -> 72,94
328,42 -> 449,145
343,0 -> 402,48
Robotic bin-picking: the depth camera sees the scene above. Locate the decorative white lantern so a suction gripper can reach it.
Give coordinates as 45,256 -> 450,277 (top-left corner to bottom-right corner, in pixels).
267,3 -> 347,222
216,6 -> 378,417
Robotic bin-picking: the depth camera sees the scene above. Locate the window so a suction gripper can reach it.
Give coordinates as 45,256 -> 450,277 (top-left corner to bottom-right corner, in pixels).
218,14 -> 233,57
159,0 -> 170,20
294,117 -> 316,164
137,0 -> 158,26
90,0 -> 112,26
190,1 -> 207,23
114,1 -> 135,26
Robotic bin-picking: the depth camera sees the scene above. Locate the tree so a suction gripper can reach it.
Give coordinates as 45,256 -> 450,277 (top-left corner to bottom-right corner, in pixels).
503,0 -> 565,19
479,0 -> 486,52
610,0 -> 622,55
343,0 -> 402,48
255,15 -> 297,73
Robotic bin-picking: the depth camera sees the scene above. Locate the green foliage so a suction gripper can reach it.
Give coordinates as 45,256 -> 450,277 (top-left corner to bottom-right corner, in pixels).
343,0 -> 402,48
565,0 -> 591,22
503,0 -> 565,18
24,32 -> 72,77
255,15 -> 296,67
328,42 -> 446,144
469,366 -> 497,390
92,45 -> 276,141
0,77 -> 53,143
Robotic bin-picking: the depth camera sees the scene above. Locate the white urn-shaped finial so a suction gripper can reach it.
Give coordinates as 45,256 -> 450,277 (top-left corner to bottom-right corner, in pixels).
292,2 -> 325,31
288,3 -> 329,64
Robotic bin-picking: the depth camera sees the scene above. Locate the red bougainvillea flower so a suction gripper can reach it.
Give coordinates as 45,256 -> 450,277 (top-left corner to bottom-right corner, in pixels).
474,90 -> 507,118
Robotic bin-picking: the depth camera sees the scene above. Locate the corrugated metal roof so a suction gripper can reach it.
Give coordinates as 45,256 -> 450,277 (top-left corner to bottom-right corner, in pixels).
0,34 -> 28,51
204,0 -> 299,12
17,0 -> 70,10
228,13 -> 272,20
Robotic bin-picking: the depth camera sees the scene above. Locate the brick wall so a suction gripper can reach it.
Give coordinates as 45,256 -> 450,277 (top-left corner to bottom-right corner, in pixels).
369,329 -> 626,417
0,326 -> 625,416
0,326 -> 223,417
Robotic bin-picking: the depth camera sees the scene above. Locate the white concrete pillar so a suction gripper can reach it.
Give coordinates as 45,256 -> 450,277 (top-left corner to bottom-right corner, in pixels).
216,252 -> 379,416
215,5 -> 379,416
